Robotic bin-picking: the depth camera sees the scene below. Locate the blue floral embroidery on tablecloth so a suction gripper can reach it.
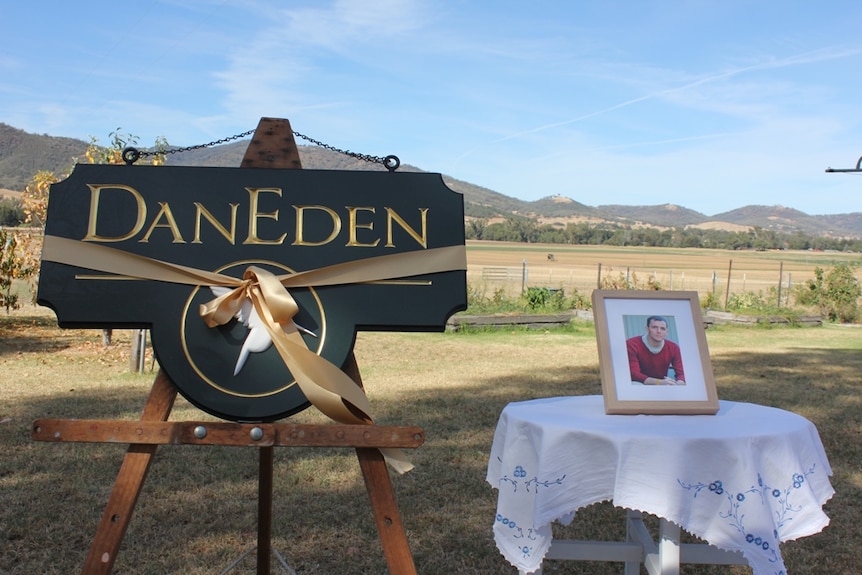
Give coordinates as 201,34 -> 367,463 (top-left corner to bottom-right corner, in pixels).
496,463 -> 567,559
499,463 -> 566,493
678,464 -> 819,572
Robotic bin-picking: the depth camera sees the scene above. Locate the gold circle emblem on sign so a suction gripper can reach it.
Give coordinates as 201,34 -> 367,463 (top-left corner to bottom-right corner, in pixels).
179,260 -> 326,398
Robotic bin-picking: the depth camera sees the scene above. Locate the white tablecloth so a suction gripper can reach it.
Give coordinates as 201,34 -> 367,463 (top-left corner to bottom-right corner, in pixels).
486,396 -> 834,575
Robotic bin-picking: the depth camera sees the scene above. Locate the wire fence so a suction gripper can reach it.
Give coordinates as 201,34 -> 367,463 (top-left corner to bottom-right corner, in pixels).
468,261 -> 800,307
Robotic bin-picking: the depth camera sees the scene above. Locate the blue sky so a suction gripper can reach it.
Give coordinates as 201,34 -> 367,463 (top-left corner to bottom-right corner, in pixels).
3,1 -> 862,216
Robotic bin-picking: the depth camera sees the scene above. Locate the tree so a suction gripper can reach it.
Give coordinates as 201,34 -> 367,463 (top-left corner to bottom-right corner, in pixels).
21,170 -> 57,228
0,197 -> 26,226
465,218 -> 487,240
0,228 -> 38,312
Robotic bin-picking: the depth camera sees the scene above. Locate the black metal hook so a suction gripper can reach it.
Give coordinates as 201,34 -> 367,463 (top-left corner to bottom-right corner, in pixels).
122,147 -> 141,165
384,155 -> 400,172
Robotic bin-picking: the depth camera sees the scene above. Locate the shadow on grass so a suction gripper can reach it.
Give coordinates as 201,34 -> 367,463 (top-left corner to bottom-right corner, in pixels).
2,342 -> 859,574
0,313 -> 78,356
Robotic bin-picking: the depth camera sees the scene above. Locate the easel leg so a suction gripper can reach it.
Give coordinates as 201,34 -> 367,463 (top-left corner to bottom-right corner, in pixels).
258,446 -> 274,575
356,447 -> 418,575
346,349 -> 418,575
81,369 -> 178,575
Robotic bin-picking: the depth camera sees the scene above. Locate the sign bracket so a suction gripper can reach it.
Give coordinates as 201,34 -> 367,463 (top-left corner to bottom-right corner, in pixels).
32,118 -> 422,575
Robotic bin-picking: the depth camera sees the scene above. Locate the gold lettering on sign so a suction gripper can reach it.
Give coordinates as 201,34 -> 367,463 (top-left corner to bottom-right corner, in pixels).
244,188 -> 286,245
140,202 -> 186,243
293,205 -> 342,246
346,207 -> 379,247
385,207 -> 428,248
80,184 -> 434,249
193,202 -> 239,244
83,184 -> 147,242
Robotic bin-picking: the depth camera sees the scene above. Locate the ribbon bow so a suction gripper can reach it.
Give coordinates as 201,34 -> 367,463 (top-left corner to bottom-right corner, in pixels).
200,265 -> 412,469
199,265 -> 375,426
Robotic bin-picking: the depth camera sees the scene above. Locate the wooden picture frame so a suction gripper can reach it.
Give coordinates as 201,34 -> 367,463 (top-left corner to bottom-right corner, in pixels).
591,290 -> 719,415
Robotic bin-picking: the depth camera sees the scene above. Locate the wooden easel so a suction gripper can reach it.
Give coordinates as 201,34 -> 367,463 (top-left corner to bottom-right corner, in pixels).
32,118 -> 422,575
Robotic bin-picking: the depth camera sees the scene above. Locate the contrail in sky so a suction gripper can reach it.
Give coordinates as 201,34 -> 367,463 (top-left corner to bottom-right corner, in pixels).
452,44 -> 862,166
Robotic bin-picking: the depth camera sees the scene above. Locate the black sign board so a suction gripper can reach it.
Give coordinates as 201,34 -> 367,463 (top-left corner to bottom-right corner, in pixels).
38,164 -> 467,421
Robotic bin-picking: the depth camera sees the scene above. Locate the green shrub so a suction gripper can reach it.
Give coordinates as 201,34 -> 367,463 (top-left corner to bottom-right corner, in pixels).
465,284 -> 523,314
795,263 -> 861,323
726,288 -> 803,322
700,290 -> 722,310
524,287 -> 554,309
463,283 -> 590,315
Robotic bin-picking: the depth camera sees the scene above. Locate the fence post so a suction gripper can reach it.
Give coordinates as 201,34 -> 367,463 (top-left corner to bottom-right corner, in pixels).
724,259 -> 733,309
777,262 -> 784,308
130,329 -> 146,373
597,263 -> 602,289
521,259 -> 527,294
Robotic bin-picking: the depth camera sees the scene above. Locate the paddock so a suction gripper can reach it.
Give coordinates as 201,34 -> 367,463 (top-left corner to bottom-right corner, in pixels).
465,240 -> 862,302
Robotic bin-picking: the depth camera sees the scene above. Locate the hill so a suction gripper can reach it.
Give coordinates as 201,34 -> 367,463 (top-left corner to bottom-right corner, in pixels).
597,203 -> 708,226
1,122 -> 860,238
0,123 -> 89,190
711,205 -> 862,238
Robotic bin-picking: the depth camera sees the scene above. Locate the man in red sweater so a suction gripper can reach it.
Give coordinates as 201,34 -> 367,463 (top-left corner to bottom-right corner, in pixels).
626,315 -> 686,385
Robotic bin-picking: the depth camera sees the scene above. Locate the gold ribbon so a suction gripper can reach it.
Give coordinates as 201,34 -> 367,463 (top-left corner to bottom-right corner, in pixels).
41,235 -> 467,473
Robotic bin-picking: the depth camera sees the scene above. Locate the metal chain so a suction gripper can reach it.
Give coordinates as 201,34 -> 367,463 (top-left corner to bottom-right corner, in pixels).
138,129 -> 257,158
128,128 -> 400,171
292,130 -> 399,171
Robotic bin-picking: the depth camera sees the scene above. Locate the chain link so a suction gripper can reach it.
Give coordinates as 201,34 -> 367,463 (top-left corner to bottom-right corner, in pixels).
292,130 -> 385,166
133,128 -> 400,171
138,129 -> 257,158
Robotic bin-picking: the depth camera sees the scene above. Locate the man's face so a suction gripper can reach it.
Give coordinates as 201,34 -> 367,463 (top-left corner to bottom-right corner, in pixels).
646,319 -> 668,345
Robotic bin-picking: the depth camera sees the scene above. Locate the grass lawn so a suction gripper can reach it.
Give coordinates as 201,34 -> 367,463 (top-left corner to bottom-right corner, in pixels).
1,307 -> 860,574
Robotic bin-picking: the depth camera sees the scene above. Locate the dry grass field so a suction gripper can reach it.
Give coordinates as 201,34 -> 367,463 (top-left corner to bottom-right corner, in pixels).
1,242 -> 861,574
465,240 -> 862,301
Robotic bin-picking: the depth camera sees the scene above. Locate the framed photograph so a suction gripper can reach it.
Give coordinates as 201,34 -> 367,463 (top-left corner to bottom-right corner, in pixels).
591,290 -> 719,415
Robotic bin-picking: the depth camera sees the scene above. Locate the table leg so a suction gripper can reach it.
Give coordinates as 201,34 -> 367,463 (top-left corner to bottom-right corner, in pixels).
657,518 -> 681,575
625,510 -> 644,575
628,511 -> 681,575
513,512 -> 741,575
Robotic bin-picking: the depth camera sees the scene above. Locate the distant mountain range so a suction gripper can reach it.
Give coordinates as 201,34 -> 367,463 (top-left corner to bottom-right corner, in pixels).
2,121 -> 860,238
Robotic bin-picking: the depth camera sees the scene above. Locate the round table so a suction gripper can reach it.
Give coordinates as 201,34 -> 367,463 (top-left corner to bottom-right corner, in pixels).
486,395 -> 834,575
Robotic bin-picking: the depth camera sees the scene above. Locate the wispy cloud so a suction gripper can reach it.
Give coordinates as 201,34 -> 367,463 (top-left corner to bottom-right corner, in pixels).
210,0 -> 434,137
500,44 -> 862,143
447,41 -> 862,178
